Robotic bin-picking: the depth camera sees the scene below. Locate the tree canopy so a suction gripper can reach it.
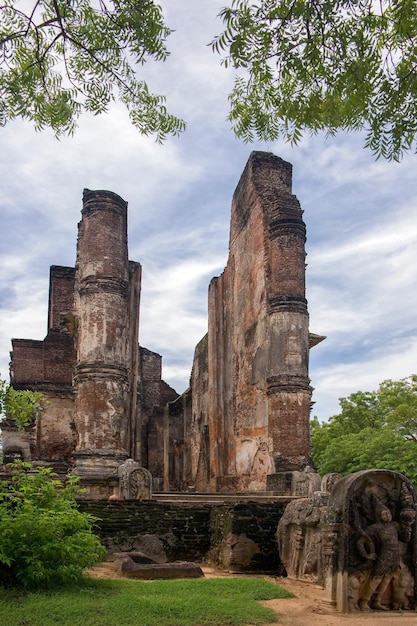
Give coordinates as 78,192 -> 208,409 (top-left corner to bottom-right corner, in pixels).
311,375 -> 417,486
0,0 -> 185,139
213,0 -> 417,160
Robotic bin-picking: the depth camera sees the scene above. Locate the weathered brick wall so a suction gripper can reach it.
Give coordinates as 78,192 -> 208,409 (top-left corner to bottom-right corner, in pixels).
11,339 -> 44,385
10,265 -> 76,391
48,266 -> 75,330
139,346 -> 178,483
189,151 -> 312,493
190,334 -> 209,489
209,501 -> 289,573
79,499 -> 289,573
43,332 -> 75,383
11,334 -> 75,387
80,500 -> 213,562
140,347 -> 163,407
36,391 -> 75,461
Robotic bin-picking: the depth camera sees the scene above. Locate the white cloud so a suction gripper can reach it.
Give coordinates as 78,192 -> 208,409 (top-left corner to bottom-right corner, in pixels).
1,1 -> 417,434
311,334 -> 417,420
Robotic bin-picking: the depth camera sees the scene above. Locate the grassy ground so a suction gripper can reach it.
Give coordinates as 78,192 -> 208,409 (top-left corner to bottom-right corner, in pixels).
0,576 -> 293,626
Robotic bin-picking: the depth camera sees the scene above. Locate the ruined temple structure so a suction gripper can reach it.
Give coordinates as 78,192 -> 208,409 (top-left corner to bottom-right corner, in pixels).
2,151 -> 324,497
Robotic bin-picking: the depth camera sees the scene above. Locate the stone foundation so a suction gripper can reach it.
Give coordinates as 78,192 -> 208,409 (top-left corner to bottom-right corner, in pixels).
79,497 -> 290,573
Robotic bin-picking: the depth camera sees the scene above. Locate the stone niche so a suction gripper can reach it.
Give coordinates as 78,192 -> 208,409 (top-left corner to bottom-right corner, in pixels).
277,470 -> 417,612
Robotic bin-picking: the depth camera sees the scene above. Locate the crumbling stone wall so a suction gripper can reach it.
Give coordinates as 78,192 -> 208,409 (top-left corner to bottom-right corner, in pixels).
189,334 -> 209,491
4,265 -> 77,467
79,498 -> 289,572
208,501 -> 288,573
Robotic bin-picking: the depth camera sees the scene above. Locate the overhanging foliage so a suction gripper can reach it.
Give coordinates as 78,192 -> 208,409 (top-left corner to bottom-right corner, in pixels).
0,0 -> 185,139
213,0 -> 417,160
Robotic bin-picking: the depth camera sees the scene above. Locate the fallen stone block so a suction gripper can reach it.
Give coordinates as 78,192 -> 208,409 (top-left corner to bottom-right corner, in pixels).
115,557 -> 204,579
107,551 -> 158,564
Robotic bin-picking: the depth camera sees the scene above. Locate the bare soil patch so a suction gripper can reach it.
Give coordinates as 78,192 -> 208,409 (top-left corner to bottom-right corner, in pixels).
258,577 -> 417,626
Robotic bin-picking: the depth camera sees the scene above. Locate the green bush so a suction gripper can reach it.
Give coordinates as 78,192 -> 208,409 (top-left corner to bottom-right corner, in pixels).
311,375 -> 417,487
0,378 -> 43,431
0,462 -> 106,589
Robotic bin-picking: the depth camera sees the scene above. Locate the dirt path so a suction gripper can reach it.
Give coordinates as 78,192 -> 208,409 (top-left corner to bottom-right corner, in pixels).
88,564 -> 417,625
258,577 -> 417,626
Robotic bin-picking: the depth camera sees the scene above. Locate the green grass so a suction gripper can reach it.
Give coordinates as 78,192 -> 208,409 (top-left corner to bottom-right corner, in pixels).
0,576 -> 294,626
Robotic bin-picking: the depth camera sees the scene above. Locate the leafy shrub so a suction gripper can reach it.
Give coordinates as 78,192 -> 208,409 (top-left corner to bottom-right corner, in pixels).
0,378 -> 43,431
0,462 -> 106,588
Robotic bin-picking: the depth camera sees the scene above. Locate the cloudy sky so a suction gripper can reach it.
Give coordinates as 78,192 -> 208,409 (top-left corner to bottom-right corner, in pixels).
1,0 -> 417,421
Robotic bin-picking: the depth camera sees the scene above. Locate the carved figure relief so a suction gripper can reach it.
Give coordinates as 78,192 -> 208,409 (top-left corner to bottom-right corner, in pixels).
347,479 -> 416,611
251,439 -> 272,479
277,491 -> 329,582
109,393 -> 127,449
277,470 -> 417,612
334,471 -> 415,612
246,439 -> 272,490
356,507 -> 405,610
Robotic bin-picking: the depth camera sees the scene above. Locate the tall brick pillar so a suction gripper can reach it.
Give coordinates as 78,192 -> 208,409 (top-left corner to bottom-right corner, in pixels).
72,190 -> 133,494
265,158 -> 311,472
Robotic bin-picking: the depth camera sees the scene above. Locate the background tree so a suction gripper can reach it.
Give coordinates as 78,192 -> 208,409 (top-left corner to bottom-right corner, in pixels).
0,0 -> 185,139
311,375 -> 417,486
0,462 -> 105,588
213,0 -> 417,160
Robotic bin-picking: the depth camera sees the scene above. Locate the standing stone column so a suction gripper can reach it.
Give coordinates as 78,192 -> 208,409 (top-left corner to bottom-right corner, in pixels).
72,189 -> 131,494
265,158 -> 312,473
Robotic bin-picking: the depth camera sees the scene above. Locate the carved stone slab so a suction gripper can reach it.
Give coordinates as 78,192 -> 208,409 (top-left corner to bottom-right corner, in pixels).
277,470 -> 417,612
118,459 -> 152,500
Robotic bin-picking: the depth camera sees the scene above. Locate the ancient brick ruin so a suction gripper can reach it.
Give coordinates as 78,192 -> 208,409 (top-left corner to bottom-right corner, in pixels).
4,152 -> 417,612
2,151 -> 324,498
